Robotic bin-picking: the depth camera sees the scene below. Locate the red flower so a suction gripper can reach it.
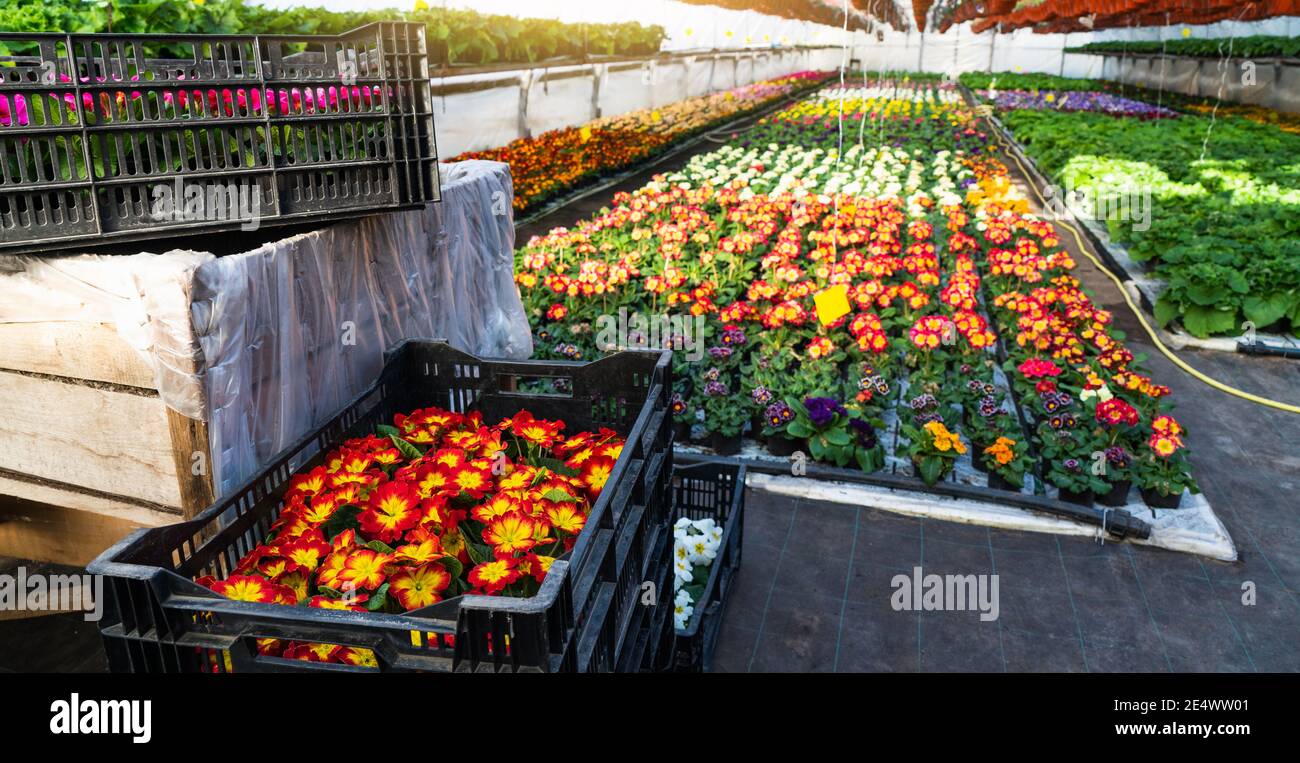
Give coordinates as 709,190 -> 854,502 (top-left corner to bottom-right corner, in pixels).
1095,399 -> 1139,428
483,513 -> 539,557
510,411 -> 565,448
358,481 -> 421,542
336,549 -> 392,591
388,562 -> 452,610
208,575 -> 281,603
468,558 -> 520,594
280,533 -> 331,571
1017,357 -> 1063,379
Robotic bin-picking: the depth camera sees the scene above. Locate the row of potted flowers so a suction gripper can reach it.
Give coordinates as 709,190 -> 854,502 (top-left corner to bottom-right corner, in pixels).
451,71 -> 831,212
515,83 -> 1198,511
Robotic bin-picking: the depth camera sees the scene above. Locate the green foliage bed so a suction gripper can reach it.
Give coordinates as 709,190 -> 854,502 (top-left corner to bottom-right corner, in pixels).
1002,109 -> 1300,338
0,0 -> 665,65
1066,36 -> 1300,60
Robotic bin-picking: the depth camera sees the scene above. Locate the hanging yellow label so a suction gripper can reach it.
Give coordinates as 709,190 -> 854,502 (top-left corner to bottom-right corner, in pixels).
814,285 -> 850,326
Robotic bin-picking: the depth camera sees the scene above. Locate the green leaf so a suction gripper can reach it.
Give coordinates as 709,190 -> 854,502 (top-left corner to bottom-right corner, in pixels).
1181,305 -> 1238,338
1185,283 -> 1224,306
434,555 -> 463,581
542,487 -> 579,503
537,457 -> 581,478
322,505 -> 361,541
786,420 -> 812,439
366,583 -> 389,611
464,539 -> 491,566
376,424 -> 401,439
388,434 -> 425,461
823,428 -> 852,446
364,539 -> 396,555
1242,293 -> 1294,329
919,457 -> 943,486
1153,295 -> 1181,328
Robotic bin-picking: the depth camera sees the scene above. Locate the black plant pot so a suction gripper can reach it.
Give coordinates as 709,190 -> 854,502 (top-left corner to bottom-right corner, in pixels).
970,452 -> 990,474
749,415 -> 767,444
1058,487 -> 1095,507
1140,486 -> 1183,510
987,470 -> 1019,492
710,432 -> 742,456
1097,479 -> 1132,508
766,434 -> 804,457
672,420 -> 690,443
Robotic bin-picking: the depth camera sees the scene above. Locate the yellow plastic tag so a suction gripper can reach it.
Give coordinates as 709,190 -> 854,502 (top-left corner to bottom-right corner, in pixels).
814,285 -> 850,326
579,125 -> 592,142
1181,28 -> 1191,38
650,110 -> 661,123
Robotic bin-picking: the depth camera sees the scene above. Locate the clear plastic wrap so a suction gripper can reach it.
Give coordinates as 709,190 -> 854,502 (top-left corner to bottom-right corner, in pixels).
0,160 -> 530,498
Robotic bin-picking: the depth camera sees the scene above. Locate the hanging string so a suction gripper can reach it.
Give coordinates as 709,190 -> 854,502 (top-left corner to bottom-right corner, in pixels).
1198,4 -> 1251,163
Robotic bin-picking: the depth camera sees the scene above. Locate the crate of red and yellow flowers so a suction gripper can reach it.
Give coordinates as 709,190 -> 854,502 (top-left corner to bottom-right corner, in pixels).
669,459 -> 746,673
87,340 -> 672,673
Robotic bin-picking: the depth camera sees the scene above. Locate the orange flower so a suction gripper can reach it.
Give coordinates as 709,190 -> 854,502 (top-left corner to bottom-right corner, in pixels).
472,491 -> 523,523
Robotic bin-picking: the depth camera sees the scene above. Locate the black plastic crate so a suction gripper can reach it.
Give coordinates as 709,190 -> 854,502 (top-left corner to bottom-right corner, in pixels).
670,460 -> 745,673
0,22 -> 437,253
615,514 -> 675,673
87,339 -> 671,673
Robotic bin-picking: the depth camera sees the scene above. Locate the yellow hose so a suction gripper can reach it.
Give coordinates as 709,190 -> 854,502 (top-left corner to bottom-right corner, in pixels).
986,124 -> 1300,415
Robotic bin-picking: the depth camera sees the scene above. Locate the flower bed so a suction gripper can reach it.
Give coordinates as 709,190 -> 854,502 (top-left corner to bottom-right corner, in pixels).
963,72 -> 1300,135
451,71 -> 831,212
996,108 -> 1300,338
516,82 -> 1199,509
981,90 -> 1180,120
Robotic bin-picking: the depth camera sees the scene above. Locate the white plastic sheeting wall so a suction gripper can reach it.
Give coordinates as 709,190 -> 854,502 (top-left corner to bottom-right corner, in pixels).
434,47 -> 845,156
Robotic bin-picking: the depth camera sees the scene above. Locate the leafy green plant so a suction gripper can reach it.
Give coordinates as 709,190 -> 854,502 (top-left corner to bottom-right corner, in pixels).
999,108 -> 1300,338
0,1 -> 666,65
784,397 -> 884,473
1067,36 -> 1300,60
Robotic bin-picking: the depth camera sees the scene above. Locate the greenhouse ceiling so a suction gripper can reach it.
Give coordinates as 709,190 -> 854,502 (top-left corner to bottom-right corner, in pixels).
924,0 -> 1300,34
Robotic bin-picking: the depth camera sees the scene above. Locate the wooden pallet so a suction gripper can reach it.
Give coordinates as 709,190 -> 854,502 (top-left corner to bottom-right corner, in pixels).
0,321 -> 213,565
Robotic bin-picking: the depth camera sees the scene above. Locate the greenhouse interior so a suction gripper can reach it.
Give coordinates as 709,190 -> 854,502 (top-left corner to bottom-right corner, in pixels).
0,0 -> 1297,710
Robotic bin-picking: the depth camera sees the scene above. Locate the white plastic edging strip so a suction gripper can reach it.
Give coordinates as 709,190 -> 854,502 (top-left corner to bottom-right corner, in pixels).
746,472 -> 1237,562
